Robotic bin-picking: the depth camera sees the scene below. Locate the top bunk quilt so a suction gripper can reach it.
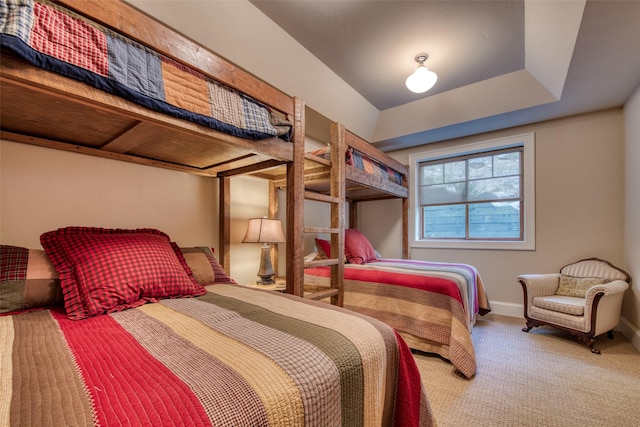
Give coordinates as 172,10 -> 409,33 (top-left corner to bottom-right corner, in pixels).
310,145 -> 405,187
0,0 -> 292,141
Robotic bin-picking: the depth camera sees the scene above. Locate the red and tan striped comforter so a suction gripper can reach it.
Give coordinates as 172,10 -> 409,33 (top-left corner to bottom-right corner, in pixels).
305,259 -> 491,379
1,284 -> 434,426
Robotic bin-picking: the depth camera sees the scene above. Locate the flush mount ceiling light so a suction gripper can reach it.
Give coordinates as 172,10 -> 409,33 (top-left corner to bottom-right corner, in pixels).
405,53 -> 438,94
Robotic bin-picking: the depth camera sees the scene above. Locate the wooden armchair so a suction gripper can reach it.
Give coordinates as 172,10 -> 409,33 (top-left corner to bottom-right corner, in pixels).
518,258 -> 630,354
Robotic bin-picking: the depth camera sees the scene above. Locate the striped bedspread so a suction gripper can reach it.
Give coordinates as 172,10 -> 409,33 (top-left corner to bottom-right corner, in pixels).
305,259 -> 491,379
1,284 -> 434,426
0,0 -> 291,140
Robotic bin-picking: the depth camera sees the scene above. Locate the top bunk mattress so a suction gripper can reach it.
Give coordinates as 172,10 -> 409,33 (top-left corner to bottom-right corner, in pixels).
0,0 -> 292,141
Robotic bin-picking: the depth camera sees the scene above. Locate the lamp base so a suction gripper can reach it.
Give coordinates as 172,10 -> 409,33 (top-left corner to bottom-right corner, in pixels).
256,244 -> 276,285
256,276 -> 276,285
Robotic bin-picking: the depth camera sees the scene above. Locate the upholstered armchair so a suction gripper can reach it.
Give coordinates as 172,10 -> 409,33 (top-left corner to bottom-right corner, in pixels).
518,258 -> 630,354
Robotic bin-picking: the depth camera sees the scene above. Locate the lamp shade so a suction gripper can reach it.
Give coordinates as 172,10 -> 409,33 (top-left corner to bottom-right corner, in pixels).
405,65 -> 438,93
242,218 -> 285,244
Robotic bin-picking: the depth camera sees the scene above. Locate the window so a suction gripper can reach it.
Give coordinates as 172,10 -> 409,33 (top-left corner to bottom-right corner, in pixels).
409,133 -> 535,250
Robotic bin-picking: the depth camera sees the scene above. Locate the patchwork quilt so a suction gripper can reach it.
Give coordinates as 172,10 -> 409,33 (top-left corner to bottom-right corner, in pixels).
310,146 -> 405,186
1,284 -> 434,426
0,0 -> 292,140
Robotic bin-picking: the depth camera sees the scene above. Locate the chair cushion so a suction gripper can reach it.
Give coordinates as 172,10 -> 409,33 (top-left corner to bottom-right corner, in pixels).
533,295 -> 585,316
555,274 -> 606,298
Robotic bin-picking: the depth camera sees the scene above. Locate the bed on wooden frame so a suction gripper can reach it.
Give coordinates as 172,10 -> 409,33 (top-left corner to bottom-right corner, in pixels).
267,122 -> 491,379
0,1 -> 434,425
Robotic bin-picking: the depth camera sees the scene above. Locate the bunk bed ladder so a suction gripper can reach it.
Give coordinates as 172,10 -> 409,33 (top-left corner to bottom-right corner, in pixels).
302,122 -> 346,306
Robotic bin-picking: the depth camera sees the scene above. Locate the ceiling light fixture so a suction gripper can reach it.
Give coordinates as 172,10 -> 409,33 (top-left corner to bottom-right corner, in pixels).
405,53 -> 437,94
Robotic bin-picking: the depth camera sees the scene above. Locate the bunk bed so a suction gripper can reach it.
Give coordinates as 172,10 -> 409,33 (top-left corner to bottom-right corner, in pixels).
270,122 -> 490,378
0,1 -> 434,425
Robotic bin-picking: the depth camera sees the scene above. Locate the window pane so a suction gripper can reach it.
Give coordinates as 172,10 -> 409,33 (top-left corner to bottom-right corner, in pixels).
423,205 -> 466,238
468,156 -> 492,179
421,182 -> 466,204
494,152 -> 520,177
421,164 -> 443,185
469,202 -> 520,238
444,161 -> 466,183
468,176 -> 520,201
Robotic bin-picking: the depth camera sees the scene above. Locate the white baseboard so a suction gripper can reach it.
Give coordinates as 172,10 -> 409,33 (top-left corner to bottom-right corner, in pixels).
486,300 -> 523,318
487,301 -> 640,353
619,316 -> 640,352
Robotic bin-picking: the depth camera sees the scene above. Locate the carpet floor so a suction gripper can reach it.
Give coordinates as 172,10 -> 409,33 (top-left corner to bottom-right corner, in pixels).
414,314 -> 640,427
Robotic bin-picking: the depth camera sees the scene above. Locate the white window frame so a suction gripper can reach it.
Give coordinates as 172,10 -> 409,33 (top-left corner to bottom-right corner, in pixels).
409,133 -> 535,250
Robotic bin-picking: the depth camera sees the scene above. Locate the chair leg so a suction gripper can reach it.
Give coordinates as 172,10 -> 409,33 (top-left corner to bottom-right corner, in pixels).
522,319 -> 541,333
574,333 -> 601,354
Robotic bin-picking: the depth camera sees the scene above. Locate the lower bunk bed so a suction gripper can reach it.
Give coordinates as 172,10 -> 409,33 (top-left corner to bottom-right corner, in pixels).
306,231 -> 491,379
0,229 -> 434,427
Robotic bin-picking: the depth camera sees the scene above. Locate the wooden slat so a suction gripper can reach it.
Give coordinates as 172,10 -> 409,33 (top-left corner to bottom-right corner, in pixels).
304,152 -> 332,166
100,121 -> 147,153
304,227 -> 340,234
305,288 -> 339,301
219,159 -> 287,177
304,258 -> 339,268
304,191 -> 340,204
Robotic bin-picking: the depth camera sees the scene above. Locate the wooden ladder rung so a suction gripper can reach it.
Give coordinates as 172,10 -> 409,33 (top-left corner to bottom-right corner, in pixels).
304,191 -> 340,204
304,258 -> 340,268
304,226 -> 340,234
305,288 -> 339,301
304,152 -> 332,166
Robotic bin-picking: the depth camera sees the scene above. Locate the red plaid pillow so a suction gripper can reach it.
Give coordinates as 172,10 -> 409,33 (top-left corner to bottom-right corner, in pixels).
344,228 -> 378,264
40,227 -> 205,320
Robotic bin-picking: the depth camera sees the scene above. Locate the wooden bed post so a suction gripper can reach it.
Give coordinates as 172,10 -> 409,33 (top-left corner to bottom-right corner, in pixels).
402,167 -> 409,259
286,97 -> 305,297
219,175 -> 231,273
269,180 -> 280,277
402,196 -> 409,259
349,200 -> 358,229
330,122 -> 346,306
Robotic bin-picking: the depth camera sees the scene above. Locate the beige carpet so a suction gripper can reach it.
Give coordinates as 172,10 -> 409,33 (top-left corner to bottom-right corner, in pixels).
414,314 -> 640,427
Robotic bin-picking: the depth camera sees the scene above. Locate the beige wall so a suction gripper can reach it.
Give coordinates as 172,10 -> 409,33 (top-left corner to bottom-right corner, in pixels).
359,109 -> 627,317
623,85 -> 640,336
0,140 -> 218,248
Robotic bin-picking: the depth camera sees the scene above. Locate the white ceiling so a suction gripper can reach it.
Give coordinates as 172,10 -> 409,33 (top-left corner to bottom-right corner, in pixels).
250,0 -> 640,151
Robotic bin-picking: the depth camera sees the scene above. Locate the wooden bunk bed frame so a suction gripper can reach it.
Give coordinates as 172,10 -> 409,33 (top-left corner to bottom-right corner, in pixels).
265,122 -> 409,305
0,0 -> 307,296
0,3 -> 439,425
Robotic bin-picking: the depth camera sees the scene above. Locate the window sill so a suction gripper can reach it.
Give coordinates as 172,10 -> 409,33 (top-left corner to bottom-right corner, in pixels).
411,239 -> 535,251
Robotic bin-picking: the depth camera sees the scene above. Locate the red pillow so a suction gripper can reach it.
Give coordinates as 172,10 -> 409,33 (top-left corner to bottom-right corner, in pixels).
315,238 -> 331,259
344,228 -> 378,264
40,227 -> 206,320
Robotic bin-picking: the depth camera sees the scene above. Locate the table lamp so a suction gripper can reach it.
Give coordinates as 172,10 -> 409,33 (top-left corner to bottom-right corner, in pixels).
242,217 -> 285,284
